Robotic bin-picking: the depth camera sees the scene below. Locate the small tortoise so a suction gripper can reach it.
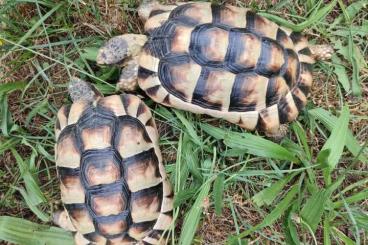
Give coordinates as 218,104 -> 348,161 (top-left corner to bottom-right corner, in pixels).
97,1 -> 333,137
54,78 -> 173,245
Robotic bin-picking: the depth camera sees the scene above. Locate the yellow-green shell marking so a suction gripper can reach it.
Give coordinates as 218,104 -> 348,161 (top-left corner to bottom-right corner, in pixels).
138,3 -> 313,133
55,94 -> 173,244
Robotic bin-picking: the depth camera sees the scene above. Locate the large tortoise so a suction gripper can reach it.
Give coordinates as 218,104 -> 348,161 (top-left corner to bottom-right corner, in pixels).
97,1 -> 332,137
53,79 -> 173,245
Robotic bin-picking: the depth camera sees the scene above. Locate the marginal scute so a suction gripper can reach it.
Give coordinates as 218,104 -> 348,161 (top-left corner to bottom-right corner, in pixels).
83,232 -> 107,244
66,204 -> 95,234
59,168 -> 85,204
129,221 -> 156,241
258,104 -> 280,133
170,2 -> 212,25
130,183 -> 163,223
56,127 -> 81,168
98,95 -> 126,116
67,100 -> 89,125
56,105 -> 70,134
216,5 -> 247,27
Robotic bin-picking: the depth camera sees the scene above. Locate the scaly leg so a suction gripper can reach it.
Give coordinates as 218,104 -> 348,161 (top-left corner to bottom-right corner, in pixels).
264,124 -> 289,142
309,44 -> 334,61
116,56 -> 139,92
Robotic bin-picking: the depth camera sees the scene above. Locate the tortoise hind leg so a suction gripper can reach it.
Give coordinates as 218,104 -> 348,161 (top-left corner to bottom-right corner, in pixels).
53,210 -> 90,245
264,124 -> 289,142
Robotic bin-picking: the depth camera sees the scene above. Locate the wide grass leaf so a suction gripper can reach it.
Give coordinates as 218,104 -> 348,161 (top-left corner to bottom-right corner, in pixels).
200,123 -> 227,140
201,123 -> 297,161
332,55 -> 350,92
0,216 -> 73,245
237,185 -> 299,239
224,132 -> 298,162
213,173 -> 225,215
260,0 -> 337,32
309,108 -> 366,162
252,172 -> 298,207
174,110 -> 202,146
179,181 -> 211,245
331,227 -> 356,245
13,187 -> 49,222
0,3 -> 62,61
317,107 -> 349,182
300,177 -> 344,232
0,81 -> 27,94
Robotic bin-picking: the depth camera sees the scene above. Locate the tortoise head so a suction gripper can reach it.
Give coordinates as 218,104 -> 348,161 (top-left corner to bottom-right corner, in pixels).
96,34 -> 147,65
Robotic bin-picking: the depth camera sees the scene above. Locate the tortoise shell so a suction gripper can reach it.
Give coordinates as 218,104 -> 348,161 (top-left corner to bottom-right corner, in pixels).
55,94 -> 173,244
137,2 -> 314,133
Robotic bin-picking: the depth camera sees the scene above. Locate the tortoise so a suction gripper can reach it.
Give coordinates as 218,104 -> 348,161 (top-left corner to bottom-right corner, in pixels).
53,78 -> 173,245
96,1 -> 333,137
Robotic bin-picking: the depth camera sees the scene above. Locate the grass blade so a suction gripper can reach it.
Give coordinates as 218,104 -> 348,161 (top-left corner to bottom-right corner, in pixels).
173,110 -> 202,146
179,181 -> 211,245
300,177 -> 344,232
200,123 -> 227,140
252,172 -> 298,207
0,216 -> 73,245
237,185 -> 299,239
13,187 -> 49,222
0,3 -> 63,62
317,107 -> 349,183
0,81 -> 27,94
308,108 -> 366,162
331,227 -> 356,245
260,0 -> 337,32
331,55 -> 350,92
224,132 -> 298,162
213,173 -> 225,215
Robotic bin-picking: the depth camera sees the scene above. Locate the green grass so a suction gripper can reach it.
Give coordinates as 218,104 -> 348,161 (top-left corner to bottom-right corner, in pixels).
0,0 -> 367,244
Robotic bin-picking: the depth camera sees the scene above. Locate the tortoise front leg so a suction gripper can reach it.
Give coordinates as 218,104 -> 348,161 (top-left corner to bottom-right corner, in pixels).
97,34 -> 147,92
116,56 -> 139,92
309,44 -> 334,61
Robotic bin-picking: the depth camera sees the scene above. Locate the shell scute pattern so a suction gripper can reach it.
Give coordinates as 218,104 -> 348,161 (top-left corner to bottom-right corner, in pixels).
55,94 -> 173,244
138,3 -> 315,133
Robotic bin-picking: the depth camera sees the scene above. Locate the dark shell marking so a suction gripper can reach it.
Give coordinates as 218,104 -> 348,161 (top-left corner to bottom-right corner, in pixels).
55,94 -> 173,244
138,3 -> 314,133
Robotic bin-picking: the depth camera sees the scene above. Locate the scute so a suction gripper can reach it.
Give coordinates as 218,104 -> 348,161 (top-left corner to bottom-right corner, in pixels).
139,3 -> 314,132
55,95 -> 173,244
